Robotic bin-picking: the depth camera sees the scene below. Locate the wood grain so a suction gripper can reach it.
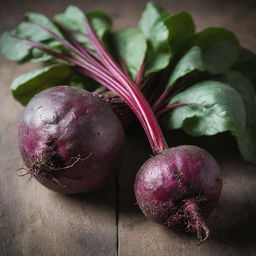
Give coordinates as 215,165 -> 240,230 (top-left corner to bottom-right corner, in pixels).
0,60 -> 117,256
0,0 -> 256,255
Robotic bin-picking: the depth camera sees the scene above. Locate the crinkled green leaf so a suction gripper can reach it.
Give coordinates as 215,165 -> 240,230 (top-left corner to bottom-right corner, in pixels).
163,81 -> 245,136
11,65 -> 74,105
165,11 -> 195,54
220,71 -> 256,163
87,10 -> 112,40
145,42 -> 171,75
167,46 -> 204,89
166,39 -> 242,90
30,48 -> 52,62
25,12 -> 61,35
165,27 -> 240,89
54,6 -> 112,40
232,47 -> 256,86
11,65 -> 100,105
139,2 -> 164,38
11,13 -> 62,44
221,71 -> 255,113
11,22 -> 51,42
162,80 -> 256,163
54,5 -> 86,32
112,28 -> 147,80
139,2 -> 171,75
0,12 -> 62,62
0,32 -> 31,62
29,41 -> 61,63
194,28 -> 240,74
29,41 -> 70,64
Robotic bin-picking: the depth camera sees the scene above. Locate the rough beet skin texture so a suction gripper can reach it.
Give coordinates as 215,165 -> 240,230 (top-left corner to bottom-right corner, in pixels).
19,86 -> 125,194
134,145 -> 222,241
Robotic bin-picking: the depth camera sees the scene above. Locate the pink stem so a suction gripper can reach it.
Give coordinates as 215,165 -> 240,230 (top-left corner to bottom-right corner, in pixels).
84,18 -> 135,89
84,18 -> 168,153
136,61 -> 145,87
156,103 -> 188,117
18,38 -> 130,100
59,27 -> 105,68
119,58 -> 130,78
151,88 -> 170,112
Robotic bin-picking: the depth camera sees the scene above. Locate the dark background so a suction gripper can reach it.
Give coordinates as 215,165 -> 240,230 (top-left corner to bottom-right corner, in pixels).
0,0 -> 256,51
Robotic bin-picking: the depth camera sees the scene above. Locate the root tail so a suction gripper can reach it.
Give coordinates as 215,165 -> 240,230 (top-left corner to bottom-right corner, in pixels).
183,199 -> 210,243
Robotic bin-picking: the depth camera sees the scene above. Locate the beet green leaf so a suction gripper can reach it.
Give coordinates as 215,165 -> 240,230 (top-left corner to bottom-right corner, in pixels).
112,28 -> 147,80
162,80 -> 256,164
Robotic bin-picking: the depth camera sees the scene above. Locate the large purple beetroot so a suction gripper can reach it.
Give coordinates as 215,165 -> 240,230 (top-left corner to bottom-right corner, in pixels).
135,145 -> 222,241
19,86 -> 125,194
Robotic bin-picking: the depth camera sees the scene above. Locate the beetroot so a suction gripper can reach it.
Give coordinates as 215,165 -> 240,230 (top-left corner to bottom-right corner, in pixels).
135,145 -> 222,241
18,19 -> 223,240
19,86 -> 125,193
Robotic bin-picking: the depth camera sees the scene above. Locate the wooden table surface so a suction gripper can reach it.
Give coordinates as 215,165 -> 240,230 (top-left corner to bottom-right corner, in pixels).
0,0 -> 256,255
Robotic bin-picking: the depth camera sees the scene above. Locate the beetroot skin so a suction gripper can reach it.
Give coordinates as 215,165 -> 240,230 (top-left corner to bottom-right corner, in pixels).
134,145 -> 222,240
19,86 -> 125,194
